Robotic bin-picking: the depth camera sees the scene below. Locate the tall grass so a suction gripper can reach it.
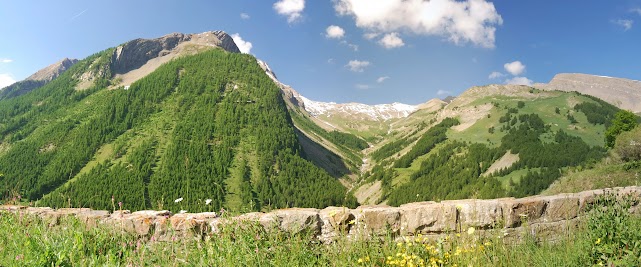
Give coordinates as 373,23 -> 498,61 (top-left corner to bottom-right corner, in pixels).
1,194 -> 640,266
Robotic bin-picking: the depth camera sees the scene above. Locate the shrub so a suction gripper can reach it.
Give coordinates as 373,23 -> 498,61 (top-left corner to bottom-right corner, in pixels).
614,126 -> 641,162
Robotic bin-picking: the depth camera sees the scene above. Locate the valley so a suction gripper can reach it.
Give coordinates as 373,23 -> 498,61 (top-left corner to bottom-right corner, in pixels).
0,31 -> 640,215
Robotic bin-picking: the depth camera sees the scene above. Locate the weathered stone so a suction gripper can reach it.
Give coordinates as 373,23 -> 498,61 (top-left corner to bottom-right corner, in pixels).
502,196 -> 547,227
319,207 -> 355,241
0,205 -> 27,211
399,202 -> 456,234
76,210 -> 110,228
541,194 -> 579,222
443,199 -> 504,229
264,208 -> 320,234
577,189 -> 605,212
351,205 -> 401,235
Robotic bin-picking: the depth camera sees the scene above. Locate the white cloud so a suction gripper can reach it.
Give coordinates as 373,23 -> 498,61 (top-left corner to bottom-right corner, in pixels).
327,58 -> 335,64
274,0 -> 305,23
240,13 -> 250,20
504,61 -> 525,76
1,59 -> 13,63
231,33 -> 253,54
377,76 -> 390,83
0,73 -> 16,89
346,60 -> 371,72
437,89 -> 453,96
326,25 -> 345,39
378,32 -> 405,49
488,71 -> 505,79
355,84 -> 371,90
612,19 -> 633,31
334,0 -> 503,48
363,32 -> 380,40
631,8 -> 641,16
505,76 -> 533,86
340,40 -> 359,51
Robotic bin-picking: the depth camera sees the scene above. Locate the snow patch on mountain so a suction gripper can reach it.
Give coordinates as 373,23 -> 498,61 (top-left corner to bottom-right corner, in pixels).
301,96 -> 417,121
256,58 -> 418,121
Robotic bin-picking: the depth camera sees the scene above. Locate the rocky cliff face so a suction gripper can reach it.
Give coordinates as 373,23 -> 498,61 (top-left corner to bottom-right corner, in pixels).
110,31 -> 240,75
535,73 -> 641,113
0,58 -> 78,100
25,58 -> 79,82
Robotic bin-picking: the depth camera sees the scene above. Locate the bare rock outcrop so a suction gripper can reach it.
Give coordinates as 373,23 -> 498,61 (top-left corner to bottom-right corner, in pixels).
110,31 -> 240,75
535,73 -> 641,113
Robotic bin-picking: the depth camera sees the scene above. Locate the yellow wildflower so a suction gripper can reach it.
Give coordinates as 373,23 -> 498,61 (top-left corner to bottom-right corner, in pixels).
467,227 -> 475,235
595,238 -> 601,245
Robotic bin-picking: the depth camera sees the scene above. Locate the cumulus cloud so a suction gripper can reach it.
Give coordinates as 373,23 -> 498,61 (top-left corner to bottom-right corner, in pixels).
378,32 -> 405,49
504,61 -> 525,76
326,25 -> 345,39
355,84 -> 371,90
1,59 -> 13,63
363,32 -> 380,40
437,89 -> 453,96
612,19 -> 633,31
488,71 -> 505,79
231,33 -> 253,54
346,60 -> 371,72
0,73 -> 16,89
377,76 -> 390,83
240,13 -> 250,20
505,76 -> 533,86
334,0 -> 503,48
631,8 -> 641,15
274,0 -> 305,23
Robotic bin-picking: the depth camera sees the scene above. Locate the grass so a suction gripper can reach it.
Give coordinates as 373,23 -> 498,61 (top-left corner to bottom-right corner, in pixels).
3,193 -> 640,266
544,161 -> 641,195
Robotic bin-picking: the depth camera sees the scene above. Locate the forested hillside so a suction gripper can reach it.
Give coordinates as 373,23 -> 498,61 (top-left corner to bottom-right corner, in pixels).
0,48 -> 356,213
358,87 -> 630,205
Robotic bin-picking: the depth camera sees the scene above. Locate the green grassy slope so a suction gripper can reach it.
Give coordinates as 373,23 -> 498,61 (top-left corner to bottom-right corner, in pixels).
0,48 -> 356,213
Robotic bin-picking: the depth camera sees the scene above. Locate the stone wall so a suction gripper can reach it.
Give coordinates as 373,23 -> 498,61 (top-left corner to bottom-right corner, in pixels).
2,187 -> 640,243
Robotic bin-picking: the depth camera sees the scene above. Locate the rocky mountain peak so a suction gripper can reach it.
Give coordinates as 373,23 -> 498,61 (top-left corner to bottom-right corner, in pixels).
25,58 -> 78,82
110,31 -> 240,75
534,73 -> 641,113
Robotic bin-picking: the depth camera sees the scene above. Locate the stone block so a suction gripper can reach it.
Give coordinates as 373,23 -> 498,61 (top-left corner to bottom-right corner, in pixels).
399,202 -> 456,234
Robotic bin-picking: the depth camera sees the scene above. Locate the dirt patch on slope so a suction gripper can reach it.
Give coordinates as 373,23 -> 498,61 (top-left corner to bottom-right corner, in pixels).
482,151 -> 519,177
354,180 -> 382,205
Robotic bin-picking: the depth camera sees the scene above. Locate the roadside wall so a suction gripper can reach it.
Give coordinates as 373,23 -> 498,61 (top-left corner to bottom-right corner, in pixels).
2,187 -> 640,242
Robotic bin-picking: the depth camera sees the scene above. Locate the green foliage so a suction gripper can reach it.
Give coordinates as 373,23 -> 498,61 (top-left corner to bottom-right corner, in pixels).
499,113 -> 605,197
393,118 -> 459,168
580,193 -> 641,266
327,130 -> 369,151
605,110 -> 640,148
370,138 -> 415,162
387,141 -> 506,205
0,49 -> 354,212
288,109 -> 362,167
574,99 -> 619,126
517,101 -> 525,109
613,126 -> 641,162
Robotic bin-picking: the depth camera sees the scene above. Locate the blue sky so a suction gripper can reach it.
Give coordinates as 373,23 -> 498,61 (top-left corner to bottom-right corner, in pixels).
1,0 -> 640,104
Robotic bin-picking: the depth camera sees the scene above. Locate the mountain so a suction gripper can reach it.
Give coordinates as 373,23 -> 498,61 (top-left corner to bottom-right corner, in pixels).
0,31 -> 356,213
535,73 -> 641,113
26,58 -> 79,82
0,30 -> 632,213
0,58 -> 78,100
